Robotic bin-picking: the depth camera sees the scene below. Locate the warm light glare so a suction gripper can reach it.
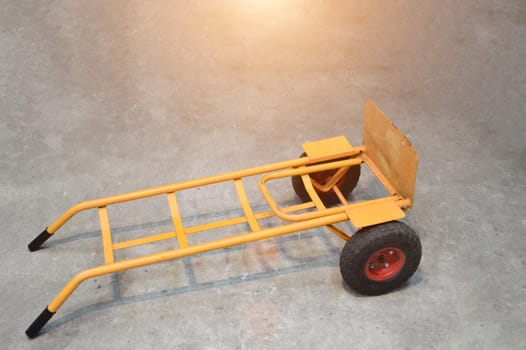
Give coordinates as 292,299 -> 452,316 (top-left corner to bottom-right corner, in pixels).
223,0 -> 309,37
239,0 -> 289,13
234,0 -> 301,25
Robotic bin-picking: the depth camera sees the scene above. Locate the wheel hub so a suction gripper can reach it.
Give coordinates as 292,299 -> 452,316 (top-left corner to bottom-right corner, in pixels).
310,170 -> 347,192
365,247 -> 406,282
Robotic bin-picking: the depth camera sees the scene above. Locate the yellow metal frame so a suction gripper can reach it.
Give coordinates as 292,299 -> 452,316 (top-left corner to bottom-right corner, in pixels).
26,100 -> 418,338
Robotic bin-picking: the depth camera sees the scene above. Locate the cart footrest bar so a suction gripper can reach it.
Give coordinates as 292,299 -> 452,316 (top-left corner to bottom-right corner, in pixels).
346,199 -> 405,228
28,228 -> 52,252
26,306 -> 55,339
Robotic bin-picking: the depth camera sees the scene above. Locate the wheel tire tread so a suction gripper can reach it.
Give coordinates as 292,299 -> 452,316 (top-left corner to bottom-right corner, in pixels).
340,221 -> 421,295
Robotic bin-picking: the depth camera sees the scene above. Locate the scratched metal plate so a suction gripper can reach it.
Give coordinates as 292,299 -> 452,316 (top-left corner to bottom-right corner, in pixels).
363,100 -> 418,204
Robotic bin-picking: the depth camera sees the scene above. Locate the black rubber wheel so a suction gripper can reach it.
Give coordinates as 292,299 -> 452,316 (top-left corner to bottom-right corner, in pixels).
339,221 -> 421,295
291,152 -> 361,206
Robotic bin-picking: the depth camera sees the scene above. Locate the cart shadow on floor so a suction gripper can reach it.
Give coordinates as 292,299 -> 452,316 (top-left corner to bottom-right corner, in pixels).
39,203 -> 350,334
34,191 -> 424,335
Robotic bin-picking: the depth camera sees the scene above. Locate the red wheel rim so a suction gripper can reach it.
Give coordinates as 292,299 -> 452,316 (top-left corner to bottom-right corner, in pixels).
364,247 -> 406,281
310,170 -> 347,192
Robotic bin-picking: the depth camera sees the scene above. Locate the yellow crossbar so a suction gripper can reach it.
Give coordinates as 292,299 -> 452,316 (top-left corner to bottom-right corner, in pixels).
97,207 -> 114,264
166,192 -> 188,248
234,179 -> 260,232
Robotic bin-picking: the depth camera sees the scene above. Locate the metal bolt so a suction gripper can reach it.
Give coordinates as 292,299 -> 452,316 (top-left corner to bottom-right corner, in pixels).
389,250 -> 394,255
384,263 -> 390,268
369,264 -> 376,269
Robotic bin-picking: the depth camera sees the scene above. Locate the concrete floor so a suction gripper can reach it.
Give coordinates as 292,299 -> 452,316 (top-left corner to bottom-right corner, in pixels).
1,1 -> 525,349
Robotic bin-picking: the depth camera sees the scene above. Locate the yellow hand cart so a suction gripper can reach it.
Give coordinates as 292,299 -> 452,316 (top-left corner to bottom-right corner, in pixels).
26,100 -> 421,338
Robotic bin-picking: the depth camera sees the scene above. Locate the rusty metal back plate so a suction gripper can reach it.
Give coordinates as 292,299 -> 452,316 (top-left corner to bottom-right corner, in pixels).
363,100 -> 418,203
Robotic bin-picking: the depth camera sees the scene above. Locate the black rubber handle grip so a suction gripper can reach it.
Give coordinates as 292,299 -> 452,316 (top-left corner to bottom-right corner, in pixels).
26,306 -> 55,339
28,228 -> 52,252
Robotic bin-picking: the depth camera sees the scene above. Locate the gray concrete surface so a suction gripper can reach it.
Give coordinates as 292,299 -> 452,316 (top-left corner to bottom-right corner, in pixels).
1,1 -> 525,349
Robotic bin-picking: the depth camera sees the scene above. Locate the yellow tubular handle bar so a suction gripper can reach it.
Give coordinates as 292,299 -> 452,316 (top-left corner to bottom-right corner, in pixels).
26,153 -> 366,338
27,156 -> 312,252
25,151 -> 411,338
